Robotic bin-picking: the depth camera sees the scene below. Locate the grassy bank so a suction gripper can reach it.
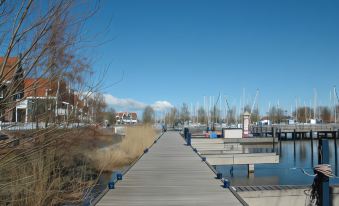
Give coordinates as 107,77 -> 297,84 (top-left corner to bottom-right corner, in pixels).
0,125 -> 158,205
89,125 -> 158,171
0,127 -> 117,205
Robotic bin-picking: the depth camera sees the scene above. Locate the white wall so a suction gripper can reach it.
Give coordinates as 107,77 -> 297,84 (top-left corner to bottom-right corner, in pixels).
224,129 -> 242,139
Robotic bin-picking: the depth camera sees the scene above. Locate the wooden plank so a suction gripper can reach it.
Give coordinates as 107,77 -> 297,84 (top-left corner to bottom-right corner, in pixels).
96,131 -> 242,206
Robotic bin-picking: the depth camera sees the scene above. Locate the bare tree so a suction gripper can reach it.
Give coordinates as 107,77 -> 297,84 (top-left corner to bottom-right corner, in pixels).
268,106 -> 285,124
210,106 -> 221,124
293,107 -> 314,123
226,106 -> 237,125
197,106 -> 207,124
165,107 -> 178,126
251,108 -> 260,123
0,1 -> 107,205
143,106 -> 155,124
180,103 -> 190,124
319,106 -> 331,123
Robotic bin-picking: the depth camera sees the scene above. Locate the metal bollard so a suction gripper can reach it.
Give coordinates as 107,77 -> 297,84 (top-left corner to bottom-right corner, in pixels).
144,148 -> 149,153
108,181 -> 115,189
116,173 -> 123,181
187,132 -> 191,146
184,128 -> 189,140
223,179 -> 230,188
216,173 -> 223,179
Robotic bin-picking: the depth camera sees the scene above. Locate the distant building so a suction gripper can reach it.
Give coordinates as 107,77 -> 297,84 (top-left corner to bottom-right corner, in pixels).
259,116 -> 271,126
1,56 -> 87,124
15,78 -> 84,123
116,112 -> 138,124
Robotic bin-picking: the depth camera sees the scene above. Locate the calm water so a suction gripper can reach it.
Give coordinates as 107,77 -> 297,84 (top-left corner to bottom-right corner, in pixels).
216,139 -> 339,186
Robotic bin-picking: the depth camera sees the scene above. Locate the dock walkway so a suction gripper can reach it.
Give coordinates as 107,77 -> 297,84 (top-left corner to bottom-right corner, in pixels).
96,131 -> 242,206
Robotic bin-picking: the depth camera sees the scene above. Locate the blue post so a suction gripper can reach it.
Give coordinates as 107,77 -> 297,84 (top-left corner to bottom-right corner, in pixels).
223,179 -> 230,188
108,181 -> 115,189
310,130 -> 314,167
187,132 -> 191,146
116,173 -> 123,181
318,138 -> 330,206
335,130 -> 338,176
279,129 -> 282,156
272,127 -> 275,153
184,128 -> 189,140
293,129 -> 296,160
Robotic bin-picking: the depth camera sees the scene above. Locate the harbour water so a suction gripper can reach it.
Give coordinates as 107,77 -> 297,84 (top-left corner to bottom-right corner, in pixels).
216,139 -> 339,186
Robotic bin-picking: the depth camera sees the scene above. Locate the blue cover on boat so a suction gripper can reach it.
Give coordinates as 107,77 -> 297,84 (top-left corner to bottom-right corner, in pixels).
210,132 -> 217,138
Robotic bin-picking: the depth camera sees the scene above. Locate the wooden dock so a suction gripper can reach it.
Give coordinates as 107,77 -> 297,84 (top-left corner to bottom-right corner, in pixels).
96,131 -> 243,206
203,153 -> 279,166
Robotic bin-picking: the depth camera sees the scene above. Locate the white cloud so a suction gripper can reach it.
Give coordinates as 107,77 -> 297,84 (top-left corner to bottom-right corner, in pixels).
103,94 -> 173,112
103,94 -> 146,110
151,101 -> 174,111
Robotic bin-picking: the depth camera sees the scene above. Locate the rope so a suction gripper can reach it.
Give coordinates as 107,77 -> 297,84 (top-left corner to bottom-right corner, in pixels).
314,164 -> 334,178
290,167 -> 317,177
293,164 -> 335,206
291,164 -> 336,178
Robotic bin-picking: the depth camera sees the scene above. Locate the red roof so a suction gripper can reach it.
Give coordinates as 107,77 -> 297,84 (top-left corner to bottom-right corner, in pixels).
23,78 -> 53,97
116,112 -> 137,120
0,57 -> 19,81
0,57 -> 19,65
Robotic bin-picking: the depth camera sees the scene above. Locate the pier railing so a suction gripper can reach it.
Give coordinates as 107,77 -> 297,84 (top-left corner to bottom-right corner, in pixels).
251,124 -> 339,135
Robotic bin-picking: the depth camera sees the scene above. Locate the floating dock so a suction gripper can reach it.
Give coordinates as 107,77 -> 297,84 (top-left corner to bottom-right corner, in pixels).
95,131 -> 243,206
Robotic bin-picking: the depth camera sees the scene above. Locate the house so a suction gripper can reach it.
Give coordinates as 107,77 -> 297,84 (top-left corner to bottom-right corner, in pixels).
15,78 -> 80,123
0,57 -> 24,122
116,112 -> 138,124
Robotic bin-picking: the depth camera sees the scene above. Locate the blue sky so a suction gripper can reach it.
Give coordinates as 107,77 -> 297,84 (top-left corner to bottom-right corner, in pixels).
85,0 -> 339,115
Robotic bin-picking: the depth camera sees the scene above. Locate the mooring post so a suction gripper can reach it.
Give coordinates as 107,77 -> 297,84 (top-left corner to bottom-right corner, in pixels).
223,179 -> 230,188
187,132 -> 191,146
272,127 -> 276,153
310,130 -> 314,167
293,129 -> 296,154
116,173 -> 123,181
318,138 -> 330,206
184,128 -> 189,140
335,130 -> 338,176
108,181 -> 115,189
248,164 -> 255,174
216,172 -> 223,179
279,129 -> 282,156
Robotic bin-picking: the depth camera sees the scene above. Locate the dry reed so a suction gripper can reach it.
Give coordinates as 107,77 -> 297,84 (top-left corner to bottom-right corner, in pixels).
0,127 -> 98,206
89,125 -> 158,171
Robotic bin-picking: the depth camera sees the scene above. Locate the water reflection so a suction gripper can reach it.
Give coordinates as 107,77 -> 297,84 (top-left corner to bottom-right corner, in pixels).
217,139 -> 339,186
